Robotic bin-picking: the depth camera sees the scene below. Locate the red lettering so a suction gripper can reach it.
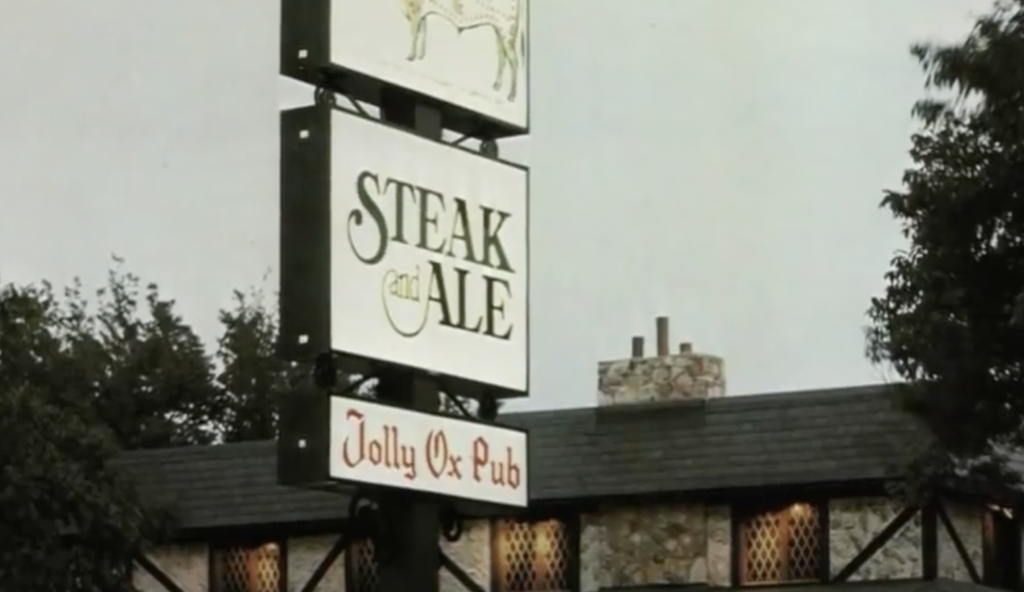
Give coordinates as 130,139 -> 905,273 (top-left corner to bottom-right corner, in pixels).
471,438 -> 522,490
369,440 -> 382,464
341,410 -> 366,468
472,437 -> 489,482
506,446 -> 521,489
491,460 -> 506,485
426,430 -> 449,478
339,408 -> 417,479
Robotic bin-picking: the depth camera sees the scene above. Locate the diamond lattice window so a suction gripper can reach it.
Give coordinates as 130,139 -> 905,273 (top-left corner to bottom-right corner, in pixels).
740,503 -> 822,585
347,538 -> 380,592
494,518 -> 573,592
211,542 -> 281,592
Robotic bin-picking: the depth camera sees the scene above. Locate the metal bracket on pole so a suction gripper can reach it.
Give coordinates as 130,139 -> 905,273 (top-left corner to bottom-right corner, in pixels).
313,67 -> 370,118
312,350 -> 378,393
439,504 -> 464,543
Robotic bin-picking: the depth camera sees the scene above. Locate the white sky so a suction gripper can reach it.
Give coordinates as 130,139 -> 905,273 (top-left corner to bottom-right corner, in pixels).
0,0 -> 995,412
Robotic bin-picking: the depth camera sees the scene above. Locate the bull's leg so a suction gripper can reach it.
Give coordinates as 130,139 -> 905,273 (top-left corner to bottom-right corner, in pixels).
502,32 -> 519,101
407,16 -> 423,60
415,17 -> 429,59
492,31 -> 508,91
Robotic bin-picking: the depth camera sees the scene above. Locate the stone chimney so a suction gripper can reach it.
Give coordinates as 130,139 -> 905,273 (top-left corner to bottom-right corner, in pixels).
598,316 -> 725,406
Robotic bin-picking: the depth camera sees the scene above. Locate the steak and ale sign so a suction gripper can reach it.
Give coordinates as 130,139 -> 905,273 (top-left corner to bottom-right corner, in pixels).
330,109 -> 528,393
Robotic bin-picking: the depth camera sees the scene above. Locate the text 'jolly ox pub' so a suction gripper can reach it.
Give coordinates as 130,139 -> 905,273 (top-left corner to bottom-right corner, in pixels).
339,407 -> 524,491
346,170 -> 518,342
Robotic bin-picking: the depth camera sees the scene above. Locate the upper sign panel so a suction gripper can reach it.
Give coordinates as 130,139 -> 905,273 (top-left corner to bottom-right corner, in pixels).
331,0 -> 528,130
331,109 -> 529,393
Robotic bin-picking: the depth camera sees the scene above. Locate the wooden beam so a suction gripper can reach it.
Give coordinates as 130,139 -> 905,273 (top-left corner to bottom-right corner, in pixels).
937,501 -> 982,583
299,534 -> 350,592
922,500 -> 938,580
136,553 -> 188,592
817,501 -> 831,581
440,549 -> 488,592
832,504 -> 920,582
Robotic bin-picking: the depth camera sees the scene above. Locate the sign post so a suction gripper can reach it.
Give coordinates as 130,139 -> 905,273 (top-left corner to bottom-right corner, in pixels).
277,1 -> 530,591
375,370 -> 441,592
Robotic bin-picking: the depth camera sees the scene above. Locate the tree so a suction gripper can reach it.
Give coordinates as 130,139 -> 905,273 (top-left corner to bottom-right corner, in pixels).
0,281 -> 166,591
58,261 -> 224,449
0,385 -> 163,592
216,286 -> 305,442
867,0 -> 1024,491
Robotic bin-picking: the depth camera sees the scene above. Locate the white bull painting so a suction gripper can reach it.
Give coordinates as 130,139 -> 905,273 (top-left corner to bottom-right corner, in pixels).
398,0 -> 526,102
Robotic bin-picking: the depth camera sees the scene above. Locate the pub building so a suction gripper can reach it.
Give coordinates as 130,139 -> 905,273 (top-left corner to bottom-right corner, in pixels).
121,321 -> 1024,592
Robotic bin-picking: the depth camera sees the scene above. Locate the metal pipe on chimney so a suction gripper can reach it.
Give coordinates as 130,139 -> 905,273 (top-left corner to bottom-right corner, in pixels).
656,316 -> 669,356
631,336 -> 645,358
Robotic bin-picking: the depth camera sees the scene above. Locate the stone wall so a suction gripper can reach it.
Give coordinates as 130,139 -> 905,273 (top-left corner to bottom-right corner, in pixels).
579,503 -> 729,591
135,497 -> 990,592
829,497 -> 922,581
440,520 -> 491,592
938,500 -> 983,582
133,543 -> 210,592
598,354 -> 725,406
288,535 -> 345,592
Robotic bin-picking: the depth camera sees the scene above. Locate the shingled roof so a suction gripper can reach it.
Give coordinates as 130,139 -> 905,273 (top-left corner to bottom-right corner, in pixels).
116,384 -> 925,531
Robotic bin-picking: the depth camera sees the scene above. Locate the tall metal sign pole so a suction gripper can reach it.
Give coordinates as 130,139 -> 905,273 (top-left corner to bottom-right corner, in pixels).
275,1 -> 531,591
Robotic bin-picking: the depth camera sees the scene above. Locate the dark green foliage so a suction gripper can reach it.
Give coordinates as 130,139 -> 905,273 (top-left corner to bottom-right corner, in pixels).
64,263 -> 224,449
868,0 -> 1024,489
0,255 -> 498,589
216,286 -> 306,442
0,270 -> 173,591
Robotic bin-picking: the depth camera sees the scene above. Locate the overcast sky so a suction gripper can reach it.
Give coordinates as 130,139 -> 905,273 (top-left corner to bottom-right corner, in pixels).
0,0 -> 995,411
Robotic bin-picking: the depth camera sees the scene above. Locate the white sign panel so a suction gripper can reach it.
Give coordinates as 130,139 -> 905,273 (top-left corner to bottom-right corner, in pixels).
331,0 -> 528,129
328,396 -> 528,507
331,110 -> 528,393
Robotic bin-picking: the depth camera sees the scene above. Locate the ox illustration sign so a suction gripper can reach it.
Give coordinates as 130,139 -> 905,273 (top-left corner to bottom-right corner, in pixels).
329,0 -> 528,129
330,110 -> 528,393
328,396 -> 528,507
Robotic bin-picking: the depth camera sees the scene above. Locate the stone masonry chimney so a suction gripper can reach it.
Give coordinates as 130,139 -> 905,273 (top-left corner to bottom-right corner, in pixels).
598,316 -> 725,406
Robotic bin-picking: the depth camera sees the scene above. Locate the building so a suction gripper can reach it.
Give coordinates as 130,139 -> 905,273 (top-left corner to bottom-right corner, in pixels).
118,335 -> 1024,592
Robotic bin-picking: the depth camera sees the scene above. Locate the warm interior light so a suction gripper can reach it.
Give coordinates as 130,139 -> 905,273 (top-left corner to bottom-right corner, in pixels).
533,521 -> 554,588
789,503 -> 810,518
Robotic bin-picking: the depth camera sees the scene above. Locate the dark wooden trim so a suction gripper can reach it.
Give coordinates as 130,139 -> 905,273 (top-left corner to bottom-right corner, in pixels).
278,538 -> 289,592
534,480 -> 893,514
921,500 -> 938,580
937,500 -> 982,583
729,505 -> 741,588
299,534 -> 349,592
207,543 -> 215,592
136,552 -> 188,592
568,513 -> 582,592
441,549 -> 488,592
832,504 -> 920,582
343,537 -> 368,592
488,519 -> 500,592
817,499 -> 831,581
178,519 -> 350,543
